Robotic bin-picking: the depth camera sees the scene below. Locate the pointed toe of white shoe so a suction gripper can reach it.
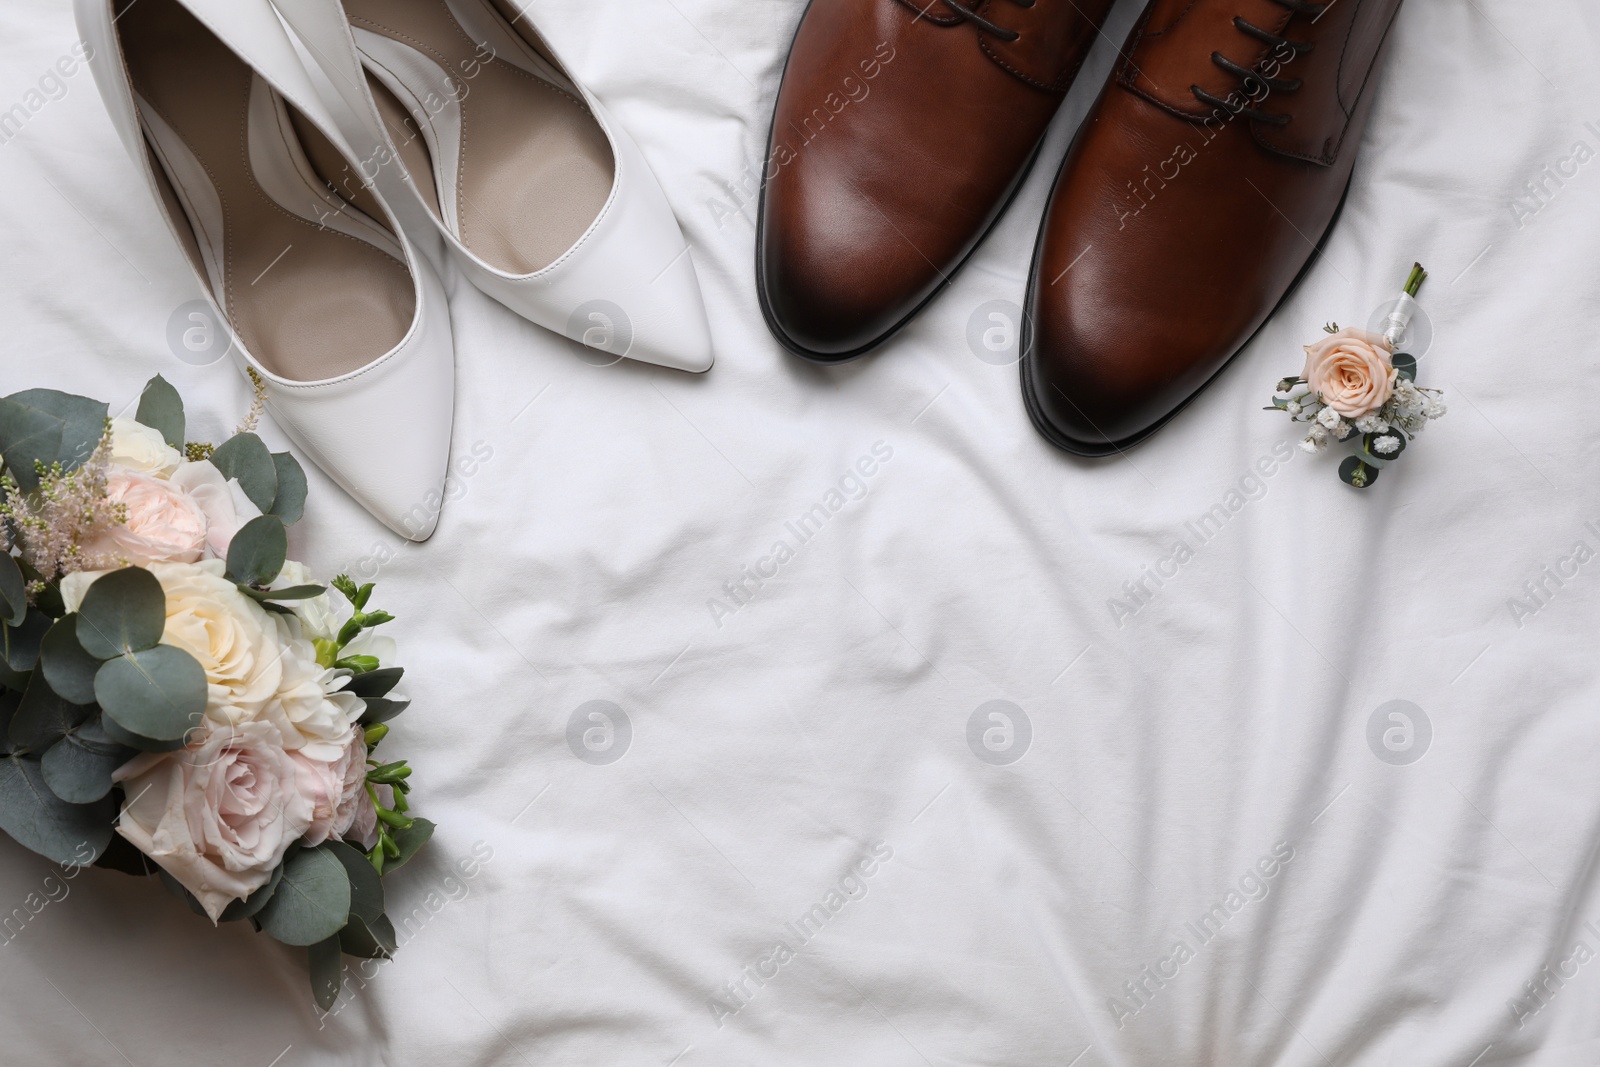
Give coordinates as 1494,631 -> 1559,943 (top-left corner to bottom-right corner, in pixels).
262,264 -> 455,542
272,0 -> 715,374
78,0 -> 457,538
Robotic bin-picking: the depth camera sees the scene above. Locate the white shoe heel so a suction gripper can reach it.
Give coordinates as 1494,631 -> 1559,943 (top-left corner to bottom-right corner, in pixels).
77,0 -> 457,540
271,0 -> 714,373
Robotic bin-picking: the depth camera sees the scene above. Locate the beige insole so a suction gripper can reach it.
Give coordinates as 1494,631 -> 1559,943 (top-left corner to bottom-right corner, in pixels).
344,0 -> 614,275
118,0 -> 414,381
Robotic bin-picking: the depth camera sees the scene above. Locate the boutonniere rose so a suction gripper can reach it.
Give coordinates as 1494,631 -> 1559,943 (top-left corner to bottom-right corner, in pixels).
1302,327 -> 1396,418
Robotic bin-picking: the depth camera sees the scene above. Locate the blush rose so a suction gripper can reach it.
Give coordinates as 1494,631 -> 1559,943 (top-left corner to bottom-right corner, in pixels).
113,721 -> 313,921
1302,327 -> 1397,418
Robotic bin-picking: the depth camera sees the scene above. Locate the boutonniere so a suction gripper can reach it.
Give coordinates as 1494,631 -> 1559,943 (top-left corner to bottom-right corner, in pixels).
1267,264 -> 1447,487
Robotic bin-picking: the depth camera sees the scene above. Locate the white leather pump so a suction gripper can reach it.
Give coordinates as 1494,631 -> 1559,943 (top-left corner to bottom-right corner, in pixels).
77,0 -> 457,541
269,0 -> 714,373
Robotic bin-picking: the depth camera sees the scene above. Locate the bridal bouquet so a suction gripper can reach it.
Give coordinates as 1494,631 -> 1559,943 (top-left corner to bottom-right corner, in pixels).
1267,264 -> 1447,487
0,375 -> 429,1008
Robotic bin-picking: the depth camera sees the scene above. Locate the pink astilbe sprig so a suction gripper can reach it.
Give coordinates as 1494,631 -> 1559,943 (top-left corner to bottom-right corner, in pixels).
0,420 -> 127,595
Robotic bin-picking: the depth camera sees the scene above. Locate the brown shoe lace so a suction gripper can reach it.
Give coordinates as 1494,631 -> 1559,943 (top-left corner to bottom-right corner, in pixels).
1191,0 -> 1328,125
932,0 -> 1036,43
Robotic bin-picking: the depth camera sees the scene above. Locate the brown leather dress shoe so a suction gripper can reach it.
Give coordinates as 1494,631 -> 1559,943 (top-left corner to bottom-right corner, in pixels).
758,0 -> 1116,362
1022,0 -> 1406,454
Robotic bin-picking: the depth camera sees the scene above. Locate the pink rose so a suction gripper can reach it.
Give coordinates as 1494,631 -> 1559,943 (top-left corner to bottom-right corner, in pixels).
98,467 -> 208,564
168,460 -> 262,560
114,721 -> 313,921
1302,327 -> 1397,418
292,732 -> 376,847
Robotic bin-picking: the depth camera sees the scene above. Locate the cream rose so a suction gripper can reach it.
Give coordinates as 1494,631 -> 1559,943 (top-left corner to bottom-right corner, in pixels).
293,732 -> 376,847
168,460 -> 262,560
92,467 -> 208,565
63,560 -> 289,728
108,417 -> 182,477
1302,327 -> 1397,418
113,720 -> 313,921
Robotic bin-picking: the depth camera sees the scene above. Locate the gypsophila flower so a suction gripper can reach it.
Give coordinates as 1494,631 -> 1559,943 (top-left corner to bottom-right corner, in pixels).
1316,406 -> 1341,429
1355,414 -> 1389,434
1332,419 -> 1354,440
1286,401 -> 1302,415
1299,437 -> 1321,454
1373,435 -> 1401,455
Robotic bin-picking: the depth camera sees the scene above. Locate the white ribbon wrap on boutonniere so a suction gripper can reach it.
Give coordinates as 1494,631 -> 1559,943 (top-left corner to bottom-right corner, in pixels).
1381,291 -> 1419,349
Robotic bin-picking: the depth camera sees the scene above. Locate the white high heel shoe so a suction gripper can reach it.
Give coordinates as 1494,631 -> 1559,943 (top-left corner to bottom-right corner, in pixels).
270,0 -> 715,373
77,0 -> 456,541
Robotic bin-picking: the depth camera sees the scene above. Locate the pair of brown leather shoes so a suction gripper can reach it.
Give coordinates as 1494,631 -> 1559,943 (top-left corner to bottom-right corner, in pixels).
757,0 -> 1406,455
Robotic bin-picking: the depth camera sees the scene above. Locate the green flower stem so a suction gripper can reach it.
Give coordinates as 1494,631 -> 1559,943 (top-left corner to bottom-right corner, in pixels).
1403,262 -> 1427,298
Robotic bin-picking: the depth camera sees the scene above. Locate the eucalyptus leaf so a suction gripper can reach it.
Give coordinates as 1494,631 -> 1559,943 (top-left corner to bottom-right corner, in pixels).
0,754 -> 112,865
225,515 -> 288,587
97,711 -> 185,753
40,614 -> 102,705
271,452 -> 308,525
7,389 -> 108,470
309,934 -> 344,1012
257,847 -> 352,946
1363,430 -> 1407,462
384,817 -> 434,874
9,671 -> 89,751
346,667 -> 402,699
94,645 -> 206,742
338,913 -> 396,960
71,716 -> 127,756
1339,456 -> 1381,489
158,869 -> 210,917
359,697 -> 410,724
76,567 -> 167,659
1392,352 -> 1418,383
95,832 -> 156,876
3,608 -> 51,672
325,840 -> 384,923
41,733 -> 127,803
0,553 -> 25,627
241,584 -> 324,602
134,374 -> 185,449
220,861 -> 285,922
209,432 -> 278,514
0,396 -> 63,492
0,659 -> 28,695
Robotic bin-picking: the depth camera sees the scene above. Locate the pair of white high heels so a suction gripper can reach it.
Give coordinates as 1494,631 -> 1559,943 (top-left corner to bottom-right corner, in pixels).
77,0 -> 713,539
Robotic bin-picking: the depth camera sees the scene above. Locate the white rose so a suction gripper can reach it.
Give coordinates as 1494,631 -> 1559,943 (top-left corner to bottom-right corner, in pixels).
342,626 -> 396,667
169,460 -> 262,560
108,417 -> 182,477
263,620 -> 364,760
273,561 -> 341,642
113,720 -> 313,922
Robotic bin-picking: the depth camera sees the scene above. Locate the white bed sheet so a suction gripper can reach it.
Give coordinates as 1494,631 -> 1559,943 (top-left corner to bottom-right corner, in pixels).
3,0 -> 1600,1063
